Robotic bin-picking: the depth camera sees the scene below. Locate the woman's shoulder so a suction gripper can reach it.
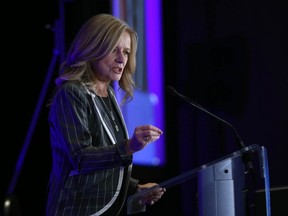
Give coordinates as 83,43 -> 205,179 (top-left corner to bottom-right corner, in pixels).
58,81 -> 86,92
53,81 -> 90,99
62,80 -> 83,88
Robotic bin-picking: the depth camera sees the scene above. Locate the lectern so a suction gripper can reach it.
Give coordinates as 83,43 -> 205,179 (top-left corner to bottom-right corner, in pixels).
127,144 -> 271,216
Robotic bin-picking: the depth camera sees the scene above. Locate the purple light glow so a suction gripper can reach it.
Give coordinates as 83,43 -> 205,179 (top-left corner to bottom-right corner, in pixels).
145,0 -> 165,165
112,0 -> 165,166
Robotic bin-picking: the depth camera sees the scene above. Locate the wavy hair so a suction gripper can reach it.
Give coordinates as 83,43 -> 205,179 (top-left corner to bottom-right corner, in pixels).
55,13 -> 138,104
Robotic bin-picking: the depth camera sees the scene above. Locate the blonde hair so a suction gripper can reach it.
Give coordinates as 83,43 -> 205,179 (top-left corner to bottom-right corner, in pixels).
55,13 -> 138,103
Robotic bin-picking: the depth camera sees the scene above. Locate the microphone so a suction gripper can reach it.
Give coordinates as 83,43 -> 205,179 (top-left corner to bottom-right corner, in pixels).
168,85 -> 255,198
167,85 -> 246,149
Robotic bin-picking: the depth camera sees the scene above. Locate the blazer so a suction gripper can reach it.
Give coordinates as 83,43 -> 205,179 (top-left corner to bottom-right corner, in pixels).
45,81 -> 138,216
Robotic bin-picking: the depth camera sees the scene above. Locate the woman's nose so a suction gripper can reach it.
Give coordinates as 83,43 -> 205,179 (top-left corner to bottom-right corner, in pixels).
116,52 -> 125,63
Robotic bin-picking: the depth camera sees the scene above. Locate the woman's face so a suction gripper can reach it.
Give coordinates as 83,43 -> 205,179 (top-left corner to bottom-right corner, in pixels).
92,31 -> 131,82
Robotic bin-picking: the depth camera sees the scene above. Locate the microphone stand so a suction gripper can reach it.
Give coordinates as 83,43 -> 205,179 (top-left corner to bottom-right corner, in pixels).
4,1 -> 67,215
167,85 -> 256,215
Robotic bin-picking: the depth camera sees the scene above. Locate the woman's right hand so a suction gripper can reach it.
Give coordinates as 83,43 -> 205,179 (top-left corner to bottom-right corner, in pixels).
127,124 -> 163,154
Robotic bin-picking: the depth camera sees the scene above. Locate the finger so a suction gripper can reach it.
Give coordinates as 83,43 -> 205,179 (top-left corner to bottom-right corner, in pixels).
138,125 -> 163,134
147,189 -> 164,199
143,136 -> 150,142
142,135 -> 157,143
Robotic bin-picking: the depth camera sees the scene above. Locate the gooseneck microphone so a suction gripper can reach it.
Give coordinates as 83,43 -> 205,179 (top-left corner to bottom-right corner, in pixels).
167,85 -> 246,149
168,85 -> 255,213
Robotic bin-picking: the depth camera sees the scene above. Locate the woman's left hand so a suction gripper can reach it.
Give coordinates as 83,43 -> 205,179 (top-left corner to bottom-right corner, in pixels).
137,183 -> 166,205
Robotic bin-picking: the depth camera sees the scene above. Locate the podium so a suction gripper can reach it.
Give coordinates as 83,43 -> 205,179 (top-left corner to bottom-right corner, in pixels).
127,144 -> 271,216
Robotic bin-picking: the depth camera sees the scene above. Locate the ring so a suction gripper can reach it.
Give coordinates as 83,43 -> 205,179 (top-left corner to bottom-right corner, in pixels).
144,136 -> 149,141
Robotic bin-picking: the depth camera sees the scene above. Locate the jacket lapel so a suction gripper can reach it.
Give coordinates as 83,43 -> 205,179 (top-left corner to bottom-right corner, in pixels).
85,87 -> 117,144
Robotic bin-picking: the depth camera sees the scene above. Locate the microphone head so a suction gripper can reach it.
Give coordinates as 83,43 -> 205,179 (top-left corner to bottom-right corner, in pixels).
167,85 -> 178,96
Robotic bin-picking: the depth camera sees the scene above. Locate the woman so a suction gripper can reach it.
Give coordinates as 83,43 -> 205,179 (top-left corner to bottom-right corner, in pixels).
45,13 -> 166,216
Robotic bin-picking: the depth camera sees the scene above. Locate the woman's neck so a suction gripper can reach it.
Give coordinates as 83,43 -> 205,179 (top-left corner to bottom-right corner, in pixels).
92,82 -> 109,97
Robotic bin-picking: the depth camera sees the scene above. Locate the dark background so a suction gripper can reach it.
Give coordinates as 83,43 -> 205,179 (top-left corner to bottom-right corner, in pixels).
2,0 -> 288,215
